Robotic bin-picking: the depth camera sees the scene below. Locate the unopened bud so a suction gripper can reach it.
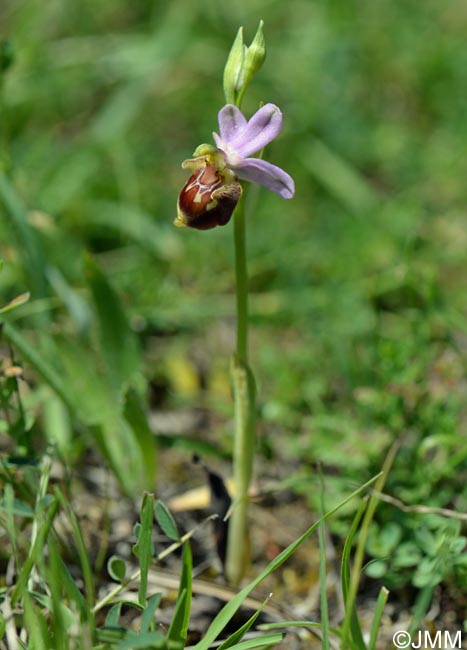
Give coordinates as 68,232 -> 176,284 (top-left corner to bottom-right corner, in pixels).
223,27 -> 245,105
222,21 -> 266,107
239,21 -> 265,103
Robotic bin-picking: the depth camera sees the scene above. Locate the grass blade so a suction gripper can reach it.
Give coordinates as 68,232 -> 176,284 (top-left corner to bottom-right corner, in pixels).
224,633 -> 285,650
341,499 -> 367,650
23,592 -> 50,650
140,593 -> 162,634
116,631 -> 166,649
218,594 -> 272,650
1,322 -> 76,411
134,492 -> 154,606
318,470 -> 330,650
11,497 -> 60,607
0,292 -> 30,314
259,620 -> 342,639
341,443 -> 399,649
0,172 -> 47,299
166,542 -> 192,647
368,586 -> 389,650
55,488 -> 95,607
194,473 -> 381,650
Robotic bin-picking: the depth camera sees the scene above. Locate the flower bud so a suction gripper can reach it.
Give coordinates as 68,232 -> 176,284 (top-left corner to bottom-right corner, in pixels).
238,21 -> 265,104
175,154 -> 242,230
223,27 -> 245,106
223,21 -> 266,107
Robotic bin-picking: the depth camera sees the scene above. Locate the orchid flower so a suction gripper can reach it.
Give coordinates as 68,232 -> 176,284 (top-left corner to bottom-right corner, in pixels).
175,103 -> 294,230
213,103 -> 294,200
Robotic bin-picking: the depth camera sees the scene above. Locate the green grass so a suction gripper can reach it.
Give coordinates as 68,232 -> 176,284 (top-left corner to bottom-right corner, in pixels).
1,0 -> 467,645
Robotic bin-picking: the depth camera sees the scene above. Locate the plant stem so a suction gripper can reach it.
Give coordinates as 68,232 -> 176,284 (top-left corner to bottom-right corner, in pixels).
233,195 -> 248,362
225,191 -> 256,585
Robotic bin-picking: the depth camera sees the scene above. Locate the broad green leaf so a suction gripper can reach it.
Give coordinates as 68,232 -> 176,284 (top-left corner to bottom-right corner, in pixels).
155,500 -> 179,541
108,555 -> 127,582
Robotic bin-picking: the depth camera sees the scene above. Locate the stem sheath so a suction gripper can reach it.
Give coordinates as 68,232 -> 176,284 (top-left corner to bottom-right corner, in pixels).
225,191 -> 256,584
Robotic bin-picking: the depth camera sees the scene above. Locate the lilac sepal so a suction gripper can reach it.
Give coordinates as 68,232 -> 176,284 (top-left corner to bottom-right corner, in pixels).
234,157 -> 295,199
218,104 -> 248,142
213,102 -> 295,199
215,103 -> 283,157
228,103 -> 283,157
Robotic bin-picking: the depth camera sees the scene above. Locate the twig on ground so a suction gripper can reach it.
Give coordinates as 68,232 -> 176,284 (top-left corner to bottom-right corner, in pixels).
372,492 -> 467,521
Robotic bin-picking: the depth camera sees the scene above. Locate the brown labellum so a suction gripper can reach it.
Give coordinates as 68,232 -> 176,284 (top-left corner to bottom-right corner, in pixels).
176,164 -> 242,230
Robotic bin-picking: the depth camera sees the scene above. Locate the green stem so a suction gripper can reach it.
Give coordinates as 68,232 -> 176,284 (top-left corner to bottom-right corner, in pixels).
233,193 -> 248,361
225,190 -> 256,585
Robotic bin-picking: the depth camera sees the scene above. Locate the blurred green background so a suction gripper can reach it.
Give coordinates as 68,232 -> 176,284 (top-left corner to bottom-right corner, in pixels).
1,0 -> 467,595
